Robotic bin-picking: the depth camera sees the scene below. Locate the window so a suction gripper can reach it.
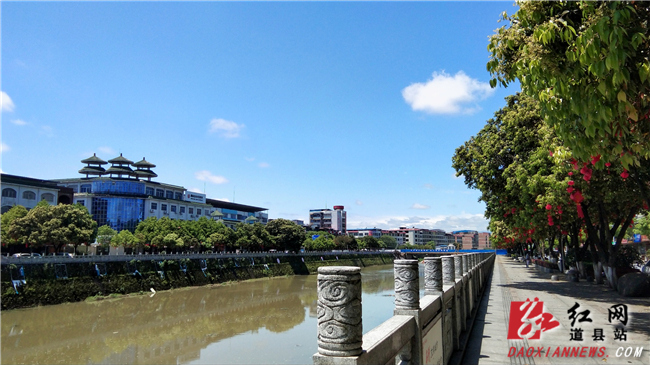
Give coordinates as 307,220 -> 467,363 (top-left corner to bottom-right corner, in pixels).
151,202 -> 158,210
22,191 -> 36,200
197,209 -> 202,216
175,192 -> 183,200
189,207 -> 194,214
80,184 -> 92,193
180,206 -> 185,214
171,205 -> 177,213
161,204 -> 167,211
41,193 -> 55,202
77,200 -> 85,206
2,188 -> 17,198
146,187 -> 155,196
156,189 -> 164,198
166,191 -> 174,199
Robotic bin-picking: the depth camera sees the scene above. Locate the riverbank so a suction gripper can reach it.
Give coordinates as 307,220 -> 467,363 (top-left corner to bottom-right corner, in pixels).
1,253 -> 394,310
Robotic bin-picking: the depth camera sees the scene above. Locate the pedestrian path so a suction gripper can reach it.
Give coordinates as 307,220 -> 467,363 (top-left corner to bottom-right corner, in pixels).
465,255 -> 650,365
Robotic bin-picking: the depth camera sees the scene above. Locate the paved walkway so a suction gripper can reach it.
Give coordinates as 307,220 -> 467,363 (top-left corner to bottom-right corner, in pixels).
465,256 -> 650,365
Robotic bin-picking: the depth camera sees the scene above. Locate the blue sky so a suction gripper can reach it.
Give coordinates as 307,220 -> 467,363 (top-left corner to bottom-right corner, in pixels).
1,1 -> 519,232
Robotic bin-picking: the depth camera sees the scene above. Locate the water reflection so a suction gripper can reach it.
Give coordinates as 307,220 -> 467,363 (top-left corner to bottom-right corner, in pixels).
1,264 -> 398,365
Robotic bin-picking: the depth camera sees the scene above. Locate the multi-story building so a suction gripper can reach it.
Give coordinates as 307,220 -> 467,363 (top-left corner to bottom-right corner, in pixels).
49,153 -> 267,232
452,230 -> 479,249
309,205 -> 346,233
382,227 -> 449,246
478,232 -> 491,248
347,228 -> 383,240
206,199 -> 268,230
1,173 -> 74,213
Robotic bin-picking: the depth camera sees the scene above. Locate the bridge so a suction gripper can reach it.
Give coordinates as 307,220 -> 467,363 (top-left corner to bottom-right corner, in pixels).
313,252 -> 495,365
397,249 -> 504,259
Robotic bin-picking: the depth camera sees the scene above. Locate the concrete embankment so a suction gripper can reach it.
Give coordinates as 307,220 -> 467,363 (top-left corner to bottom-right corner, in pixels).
1,253 -> 394,310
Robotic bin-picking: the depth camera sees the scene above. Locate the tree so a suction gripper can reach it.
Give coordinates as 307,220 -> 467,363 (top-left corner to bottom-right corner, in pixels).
487,1 -> 650,208
379,235 -> 397,249
97,225 -> 117,248
334,235 -> 358,250
8,204 -> 97,253
111,229 -> 136,249
265,219 -> 306,252
1,205 -> 28,250
488,1 -> 650,165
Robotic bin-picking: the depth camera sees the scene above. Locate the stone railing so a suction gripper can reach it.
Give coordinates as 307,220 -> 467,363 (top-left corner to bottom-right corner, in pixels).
313,252 -> 496,365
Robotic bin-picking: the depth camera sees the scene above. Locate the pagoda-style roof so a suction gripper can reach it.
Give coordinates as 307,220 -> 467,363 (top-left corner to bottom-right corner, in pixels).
134,170 -> 158,178
108,153 -> 134,165
81,153 -> 108,165
106,166 -> 134,174
78,166 -> 106,175
211,210 -> 224,217
133,157 -> 156,168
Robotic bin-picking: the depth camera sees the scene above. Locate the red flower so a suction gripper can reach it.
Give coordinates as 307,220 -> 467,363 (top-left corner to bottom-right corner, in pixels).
605,162 -> 611,167
568,172 -> 573,176
591,155 -> 601,165
568,181 -> 575,186
549,150 -> 554,156
546,204 -> 552,210
567,187 -> 574,193
621,170 -> 629,179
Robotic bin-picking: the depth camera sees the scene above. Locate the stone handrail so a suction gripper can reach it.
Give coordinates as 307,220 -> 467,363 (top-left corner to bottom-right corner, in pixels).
314,252 -> 496,365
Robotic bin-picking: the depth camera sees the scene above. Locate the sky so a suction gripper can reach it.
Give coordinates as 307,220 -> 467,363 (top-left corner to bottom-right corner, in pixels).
1,1 -> 520,233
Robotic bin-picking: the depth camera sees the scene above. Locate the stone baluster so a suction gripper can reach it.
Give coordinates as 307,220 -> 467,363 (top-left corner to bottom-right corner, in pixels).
317,266 -> 363,357
442,256 -> 455,285
454,255 -> 463,280
394,259 -> 420,310
462,254 -> 469,275
424,257 -> 442,295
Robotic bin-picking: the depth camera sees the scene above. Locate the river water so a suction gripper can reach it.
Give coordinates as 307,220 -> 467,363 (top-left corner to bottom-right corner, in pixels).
1,264 -> 421,365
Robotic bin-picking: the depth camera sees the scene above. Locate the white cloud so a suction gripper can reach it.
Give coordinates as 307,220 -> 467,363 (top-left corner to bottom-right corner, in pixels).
356,200 -> 363,206
411,203 -> 430,210
347,213 -> 489,232
1,92 -> 15,112
1,142 -> 10,154
195,170 -> 229,184
402,71 -> 494,114
423,183 -> 434,190
98,146 -> 116,155
209,118 -> 244,138
11,119 -> 27,126
258,162 -> 270,168
245,157 -> 255,162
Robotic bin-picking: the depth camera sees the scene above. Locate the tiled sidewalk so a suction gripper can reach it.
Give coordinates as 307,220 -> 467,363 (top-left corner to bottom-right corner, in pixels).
465,255 -> 650,365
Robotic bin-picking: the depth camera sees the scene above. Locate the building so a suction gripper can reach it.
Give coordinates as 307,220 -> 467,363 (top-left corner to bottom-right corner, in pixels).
1,173 -> 74,213
206,199 -> 268,230
309,205 -> 347,233
348,228 -> 383,240
452,230 -> 479,249
478,232 -> 491,249
383,227 -> 448,246
49,153 -> 267,232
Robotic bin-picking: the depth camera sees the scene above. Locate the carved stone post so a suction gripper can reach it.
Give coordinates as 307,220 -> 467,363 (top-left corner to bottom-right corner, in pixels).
317,266 -> 362,357
394,259 -> 420,310
462,254 -> 469,275
454,255 -> 463,280
424,257 -> 442,295
442,256 -> 455,285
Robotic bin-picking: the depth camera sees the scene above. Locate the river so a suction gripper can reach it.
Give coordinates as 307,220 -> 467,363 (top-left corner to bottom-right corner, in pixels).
1,264 -> 423,365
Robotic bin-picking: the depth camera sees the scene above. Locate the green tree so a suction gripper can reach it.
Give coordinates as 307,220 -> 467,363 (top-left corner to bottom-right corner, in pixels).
379,235 -> 397,249
111,229 -> 136,249
97,225 -> 117,248
487,1 -> 650,205
1,205 -> 28,250
334,235 -> 358,250
265,219 -> 306,252
8,204 -> 97,253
